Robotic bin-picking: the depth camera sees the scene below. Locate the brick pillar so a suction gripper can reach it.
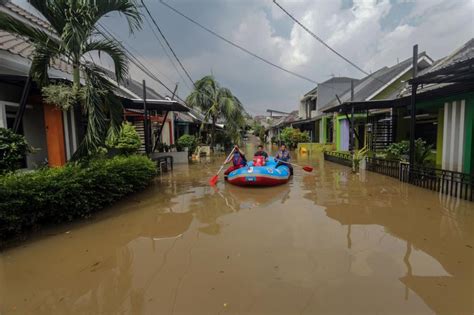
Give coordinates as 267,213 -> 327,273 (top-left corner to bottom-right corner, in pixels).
43,103 -> 66,167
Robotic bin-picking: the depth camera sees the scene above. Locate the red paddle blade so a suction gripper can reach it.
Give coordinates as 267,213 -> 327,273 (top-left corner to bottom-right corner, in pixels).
209,175 -> 218,186
303,166 -> 313,172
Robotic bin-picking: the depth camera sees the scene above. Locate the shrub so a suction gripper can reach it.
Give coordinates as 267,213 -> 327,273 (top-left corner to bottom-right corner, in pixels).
0,128 -> 32,174
0,155 -> 156,241
280,127 -> 310,149
177,134 -> 197,152
385,138 -> 433,165
105,122 -> 141,155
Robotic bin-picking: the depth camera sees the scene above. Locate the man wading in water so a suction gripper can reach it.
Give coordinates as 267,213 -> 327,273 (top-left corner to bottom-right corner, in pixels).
274,144 -> 293,175
224,145 -> 247,178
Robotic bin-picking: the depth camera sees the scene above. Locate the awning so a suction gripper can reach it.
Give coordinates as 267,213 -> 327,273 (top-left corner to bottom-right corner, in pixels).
409,58 -> 474,85
121,98 -> 189,112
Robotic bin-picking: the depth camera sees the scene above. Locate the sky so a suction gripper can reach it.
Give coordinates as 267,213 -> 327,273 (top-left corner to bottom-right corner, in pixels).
13,0 -> 474,115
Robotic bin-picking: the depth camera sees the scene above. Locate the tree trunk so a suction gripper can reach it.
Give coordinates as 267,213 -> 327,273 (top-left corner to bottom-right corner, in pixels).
72,64 -> 80,91
210,116 -> 216,152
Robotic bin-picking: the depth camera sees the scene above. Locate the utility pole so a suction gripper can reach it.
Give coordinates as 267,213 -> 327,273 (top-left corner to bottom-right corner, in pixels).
142,80 -> 149,154
350,79 -> 355,152
409,45 -> 418,167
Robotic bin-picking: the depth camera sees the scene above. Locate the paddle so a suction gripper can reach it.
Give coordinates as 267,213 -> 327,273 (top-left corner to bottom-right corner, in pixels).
275,158 -> 313,172
209,147 -> 236,186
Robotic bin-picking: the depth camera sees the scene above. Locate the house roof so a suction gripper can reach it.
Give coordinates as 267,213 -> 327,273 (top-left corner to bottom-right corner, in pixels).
321,52 -> 433,110
409,38 -> 474,85
400,38 -> 474,96
0,1 -> 72,74
269,110 -> 299,129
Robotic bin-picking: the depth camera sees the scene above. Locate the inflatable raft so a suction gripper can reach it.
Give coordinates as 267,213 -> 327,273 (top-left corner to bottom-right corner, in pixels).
226,156 -> 290,187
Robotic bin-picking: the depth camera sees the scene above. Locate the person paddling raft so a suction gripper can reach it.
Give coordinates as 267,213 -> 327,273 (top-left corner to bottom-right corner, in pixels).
224,145 -> 247,178
274,144 -> 293,175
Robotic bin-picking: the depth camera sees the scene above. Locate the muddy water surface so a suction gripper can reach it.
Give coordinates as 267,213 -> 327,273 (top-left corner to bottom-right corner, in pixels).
1,151 -> 473,314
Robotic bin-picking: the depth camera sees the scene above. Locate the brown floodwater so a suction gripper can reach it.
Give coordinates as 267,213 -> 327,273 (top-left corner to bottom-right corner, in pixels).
1,148 -> 473,314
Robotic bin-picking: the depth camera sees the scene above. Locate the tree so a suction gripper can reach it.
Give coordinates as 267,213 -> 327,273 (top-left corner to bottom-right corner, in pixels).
186,75 -> 245,149
252,122 -> 266,144
280,127 -> 310,149
105,122 -> 141,155
0,0 -> 142,158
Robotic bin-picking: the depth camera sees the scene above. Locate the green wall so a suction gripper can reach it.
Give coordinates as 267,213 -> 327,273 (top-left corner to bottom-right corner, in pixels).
463,97 -> 474,174
373,70 -> 412,100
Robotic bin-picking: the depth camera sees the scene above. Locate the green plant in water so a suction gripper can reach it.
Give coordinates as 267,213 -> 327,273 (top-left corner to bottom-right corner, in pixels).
0,128 -> 32,174
280,127 -> 310,149
385,139 -> 433,165
0,0 -> 142,158
105,122 -> 141,155
177,134 -> 197,152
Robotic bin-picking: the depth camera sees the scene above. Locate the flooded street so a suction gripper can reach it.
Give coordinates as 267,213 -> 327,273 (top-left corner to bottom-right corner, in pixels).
1,149 -> 473,315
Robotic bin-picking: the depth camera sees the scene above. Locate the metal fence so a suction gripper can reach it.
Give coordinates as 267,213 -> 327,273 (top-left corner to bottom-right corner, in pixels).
366,157 -> 400,179
400,163 -> 473,202
324,151 -> 473,202
323,151 -> 352,167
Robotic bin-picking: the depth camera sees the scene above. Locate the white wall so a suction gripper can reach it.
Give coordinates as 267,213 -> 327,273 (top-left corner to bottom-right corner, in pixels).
442,100 -> 466,172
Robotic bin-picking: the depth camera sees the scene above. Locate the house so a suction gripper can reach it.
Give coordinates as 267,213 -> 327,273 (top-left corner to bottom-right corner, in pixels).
0,1 -> 187,167
266,110 -> 299,144
322,39 -> 474,174
319,53 -> 433,152
402,38 -> 474,173
296,77 -> 357,143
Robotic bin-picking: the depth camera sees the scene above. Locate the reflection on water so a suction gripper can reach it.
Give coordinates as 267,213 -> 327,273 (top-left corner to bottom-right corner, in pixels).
0,150 -> 473,314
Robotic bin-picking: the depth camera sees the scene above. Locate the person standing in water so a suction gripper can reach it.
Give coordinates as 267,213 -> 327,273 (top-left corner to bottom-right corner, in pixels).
224,145 -> 247,177
274,144 -> 293,175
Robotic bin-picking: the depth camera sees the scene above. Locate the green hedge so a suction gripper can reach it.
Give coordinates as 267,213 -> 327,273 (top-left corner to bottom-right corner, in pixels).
0,155 -> 156,240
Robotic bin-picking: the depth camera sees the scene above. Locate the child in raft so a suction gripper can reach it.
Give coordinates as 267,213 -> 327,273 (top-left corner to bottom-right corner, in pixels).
224,145 -> 247,177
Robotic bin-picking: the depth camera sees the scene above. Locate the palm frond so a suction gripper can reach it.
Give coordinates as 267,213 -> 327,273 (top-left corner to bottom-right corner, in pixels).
88,0 -> 142,33
28,0 -> 67,34
83,39 -> 129,83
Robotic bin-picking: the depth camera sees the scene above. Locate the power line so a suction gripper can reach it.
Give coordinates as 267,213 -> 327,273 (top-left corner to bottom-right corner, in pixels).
140,0 -> 195,88
96,24 -> 181,99
159,0 -> 318,85
272,0 -> 388,85
97,23 -> 176,86
142,14 -> 192,90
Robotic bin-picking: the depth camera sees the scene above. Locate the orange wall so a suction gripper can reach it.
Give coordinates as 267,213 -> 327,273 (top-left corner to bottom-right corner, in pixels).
43,104 -> 66,167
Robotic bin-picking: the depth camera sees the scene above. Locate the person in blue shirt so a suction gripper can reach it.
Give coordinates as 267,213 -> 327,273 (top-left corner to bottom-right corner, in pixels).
274,144 -> 293,175
224,145 -> 247,176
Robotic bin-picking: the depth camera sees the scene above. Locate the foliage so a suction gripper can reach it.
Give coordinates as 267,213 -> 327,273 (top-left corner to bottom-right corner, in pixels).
280,127 -> 310,149
0,0 -> 142,158
252,122 -> 266,144
186,75 -> 246,149
0,155 -> 155,241
177,134 -> 197,152
0,128 -> 32,174
385,138 -> 433,165
41,84 -> 85,111
105,122 -> 141,155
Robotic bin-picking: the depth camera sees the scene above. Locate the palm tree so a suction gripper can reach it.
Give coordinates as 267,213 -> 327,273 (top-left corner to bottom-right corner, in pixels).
0,0 -> 142,157
186,75 -> 245,149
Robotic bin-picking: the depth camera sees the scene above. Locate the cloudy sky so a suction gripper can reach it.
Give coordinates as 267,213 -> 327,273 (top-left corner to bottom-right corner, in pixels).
14,0 -> 474,115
